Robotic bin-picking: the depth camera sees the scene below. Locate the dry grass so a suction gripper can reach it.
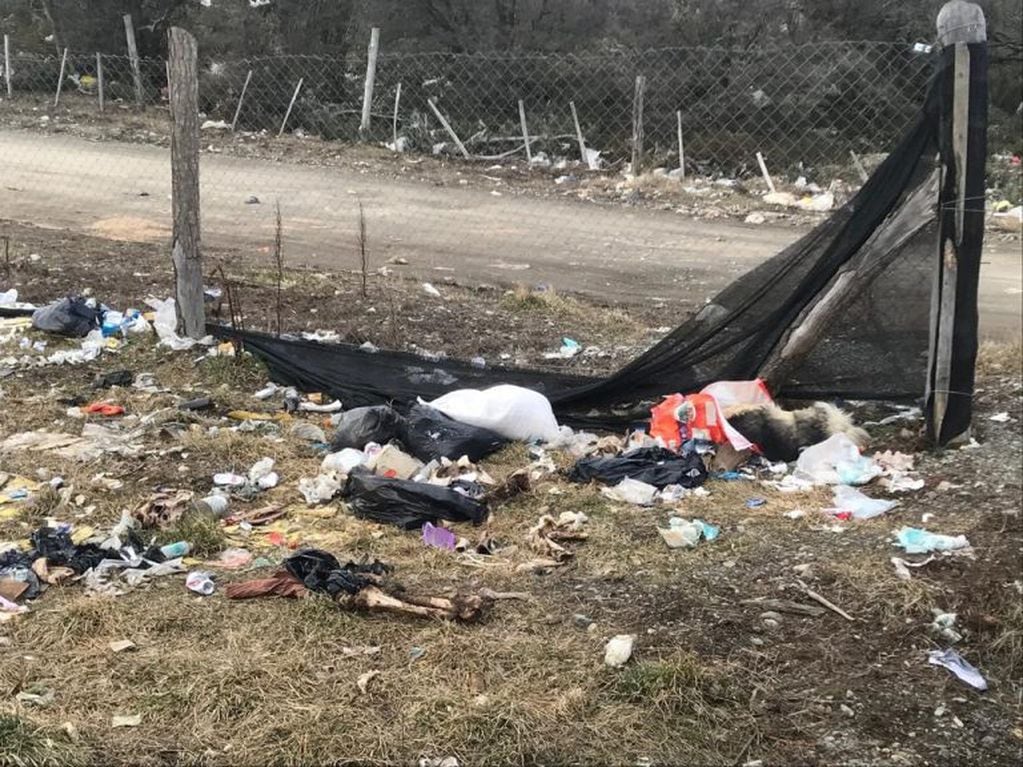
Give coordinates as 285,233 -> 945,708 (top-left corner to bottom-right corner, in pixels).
1,321 -> 1021,765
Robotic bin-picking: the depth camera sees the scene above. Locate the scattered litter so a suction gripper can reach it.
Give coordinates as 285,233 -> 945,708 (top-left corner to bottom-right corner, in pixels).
544,337 -> 581,359
111,714 -> 142,728
794,434 -> 880,486
109,639 -> 136,653
931,611 -> 963,643
602,477 -> 658,506
373,444 -> 424,480
746,497 -> 767,508
422,283 -> 441,298
429,385 -> 561,443
422,521 -> 457,550
895,527 -> 970,554
344,471 -> 487,529
185,571 -> 216,596
658,517 -> 719,548
830,485 -> 898,520
291,422 -> 327,443
214,473 -> 247,488
604,634 -> 635,667
873,450 -> 915,472
298,473 -> 343,505
989,412 -> 1011,423
881,475 -> 925,493
356,670 -> 380,694
890,555 -> 935,580
927,649 -> 987,691
570,447 -> 707,489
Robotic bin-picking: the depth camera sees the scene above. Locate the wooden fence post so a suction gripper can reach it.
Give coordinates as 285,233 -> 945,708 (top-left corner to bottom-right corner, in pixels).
96,52 -> 104,112
167,27 -> 205,339
359,26 -> 380,136
631,74 -> 645,174
392,81 -> 402,148
427,98 -> 470,158
53,47 -> 67,107
3,35 -> 11,99
518,99 -> 532,163
123,13 -> 144,107
231,69 -> 252,131
569,101 -> 588,167
676,109 -> 685,178
278,78 -> 303,137
926,0 -> 987,446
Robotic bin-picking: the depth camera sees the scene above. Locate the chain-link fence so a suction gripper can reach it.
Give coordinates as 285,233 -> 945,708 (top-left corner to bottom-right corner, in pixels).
0,40 -> 1016,320
4,42 -> 942,172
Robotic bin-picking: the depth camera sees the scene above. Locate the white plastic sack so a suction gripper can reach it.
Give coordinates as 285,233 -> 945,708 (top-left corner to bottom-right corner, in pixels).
794,433 -> 880,485
428,384 -> 560,443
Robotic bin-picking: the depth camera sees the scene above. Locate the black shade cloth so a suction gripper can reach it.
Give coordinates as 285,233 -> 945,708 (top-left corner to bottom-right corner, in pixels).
211,46 -> 983,438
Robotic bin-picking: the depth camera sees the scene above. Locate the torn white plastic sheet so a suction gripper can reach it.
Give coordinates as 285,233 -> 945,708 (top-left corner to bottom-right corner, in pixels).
831,485 -> 898,519
927,649 -> 988,691
145,297 -> 213,350
298,473 -> 343,505
794,433 -> 881,486
601,477 -> 658,506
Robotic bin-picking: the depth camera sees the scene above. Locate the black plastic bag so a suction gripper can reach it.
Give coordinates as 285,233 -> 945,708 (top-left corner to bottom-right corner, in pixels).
283,549 -> 390,597
330,405 -> 404,451
400,404 -> 507,463
31,296 -> 103,338
30,527 -> 109,574
343,470 -> 489,530
568,447 -> 708,489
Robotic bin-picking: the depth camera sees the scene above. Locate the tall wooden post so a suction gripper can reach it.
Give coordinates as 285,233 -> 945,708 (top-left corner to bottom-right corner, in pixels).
167,27 -> 205,339
926,0 -> 987,446
359,27 -> 380,136
96,52 -> 104,112
124,13 -> 144,107
54,47 -> 67,107
231,69 -> 252,131
631,74 -> 645,175
3,35 -> 12,99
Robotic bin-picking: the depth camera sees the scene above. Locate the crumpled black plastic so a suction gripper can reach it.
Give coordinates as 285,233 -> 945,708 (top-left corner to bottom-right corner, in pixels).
399,404 -> 507,463
330,405 -> 404,451
568,447 -> 708,489
344,470 -> 489,530
31,296 -> 103,338
30,528 -> 111,574
283,549 -> 391,597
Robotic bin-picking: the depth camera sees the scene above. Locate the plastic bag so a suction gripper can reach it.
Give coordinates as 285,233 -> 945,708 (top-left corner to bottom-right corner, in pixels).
343,470 -> 488,530
428,384 -> 560,442
283,549 -> 389,597
330,406 -> 404,451
400,404 -> 507,463
31,296 -> 102,338
831,485 -> 898,519
794,433 -> 880,485
568,447 -> 707,489
145,297 -> 200,350
895,527 -> 970,554
601,477 -> 659,506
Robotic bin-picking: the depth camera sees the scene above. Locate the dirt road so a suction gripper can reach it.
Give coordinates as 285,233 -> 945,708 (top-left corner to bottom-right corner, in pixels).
2,129 -> 1019,338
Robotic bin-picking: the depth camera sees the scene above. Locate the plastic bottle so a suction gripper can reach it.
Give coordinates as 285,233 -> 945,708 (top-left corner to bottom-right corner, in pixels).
159,541 -> 191,559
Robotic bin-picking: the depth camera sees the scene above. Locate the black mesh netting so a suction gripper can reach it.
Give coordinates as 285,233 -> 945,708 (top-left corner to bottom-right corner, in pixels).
213,45 -> 985,437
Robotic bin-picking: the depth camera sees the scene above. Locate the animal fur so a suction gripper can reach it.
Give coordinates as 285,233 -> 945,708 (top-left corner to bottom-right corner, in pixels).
722,402 -> 869,462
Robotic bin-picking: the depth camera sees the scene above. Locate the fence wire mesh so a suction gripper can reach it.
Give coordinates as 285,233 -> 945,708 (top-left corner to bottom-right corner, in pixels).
0,40 -> 1010,328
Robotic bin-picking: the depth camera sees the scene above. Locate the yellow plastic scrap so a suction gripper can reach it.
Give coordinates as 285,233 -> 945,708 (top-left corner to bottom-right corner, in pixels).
227,410 -> 292,423
70,526 -> 95,545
